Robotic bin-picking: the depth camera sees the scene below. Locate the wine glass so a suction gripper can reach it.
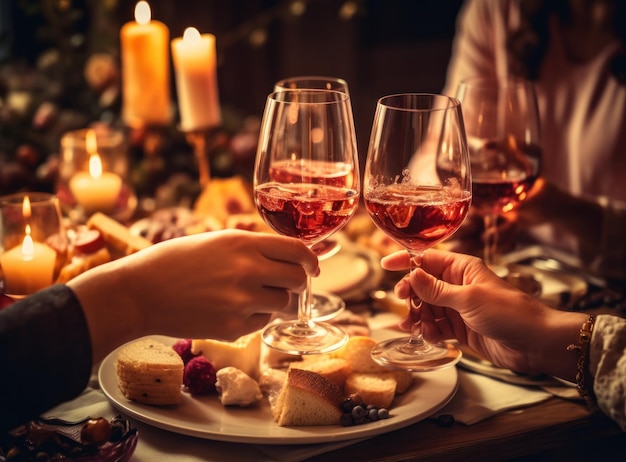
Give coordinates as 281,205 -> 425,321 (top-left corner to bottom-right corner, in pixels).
273,76 -> 351,321
254,89 -> 360,354
363,93 -> 472,371
274,75 -> 349,95
455,77 -> 541,272
0,192 -> 68,299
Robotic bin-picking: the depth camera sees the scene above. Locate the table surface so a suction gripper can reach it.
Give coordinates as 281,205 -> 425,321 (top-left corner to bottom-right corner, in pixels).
306,397 -> 626,461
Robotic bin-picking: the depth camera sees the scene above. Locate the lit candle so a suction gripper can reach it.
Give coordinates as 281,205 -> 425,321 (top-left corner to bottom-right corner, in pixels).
171,27 -> 221,131
69,130 -> 122,215
120,1 -> 171,126
0,198 -> 57,296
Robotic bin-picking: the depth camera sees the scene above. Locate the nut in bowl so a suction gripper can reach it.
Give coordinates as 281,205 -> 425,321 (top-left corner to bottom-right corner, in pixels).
0,416 -> 138,462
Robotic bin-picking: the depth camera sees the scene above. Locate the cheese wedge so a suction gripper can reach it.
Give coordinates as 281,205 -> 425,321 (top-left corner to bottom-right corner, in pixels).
191,330 -> 262,379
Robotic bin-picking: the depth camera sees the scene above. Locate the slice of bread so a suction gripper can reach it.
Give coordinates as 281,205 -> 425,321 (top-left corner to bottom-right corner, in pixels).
191,330 -> 262,379
331,335 -> 388,373
87,212 -> 152,256
344,372 -> 397,408
116,338 -> 183,405
273,368 -> 343,426
289,356 -> 351,388
56,246 -> 111,283
330,335 -> 413,395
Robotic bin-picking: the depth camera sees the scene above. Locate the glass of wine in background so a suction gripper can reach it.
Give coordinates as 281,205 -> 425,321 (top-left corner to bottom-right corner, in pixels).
254,89 -> 360,354
273,76 -> 351,321
274,75 -> 350,95
364,93 -> 472,371
456,77 -> 541,272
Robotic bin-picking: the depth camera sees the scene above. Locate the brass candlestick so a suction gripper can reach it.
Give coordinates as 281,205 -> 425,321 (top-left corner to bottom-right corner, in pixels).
184,129 -> 212,188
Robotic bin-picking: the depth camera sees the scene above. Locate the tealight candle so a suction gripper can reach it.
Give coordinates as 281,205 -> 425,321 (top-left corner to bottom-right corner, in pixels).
0,226 -> 56,296
171,27 -> 221,131
0,235 -> 56,296
120,1 -> 171,126
69,130 -> 122,215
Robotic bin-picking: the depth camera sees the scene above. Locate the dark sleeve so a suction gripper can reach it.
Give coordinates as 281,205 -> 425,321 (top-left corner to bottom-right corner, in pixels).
0,284 -> 93,433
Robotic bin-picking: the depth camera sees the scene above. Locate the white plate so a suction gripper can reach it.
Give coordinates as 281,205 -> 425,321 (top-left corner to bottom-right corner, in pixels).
99,331 -> 458,445
458,347 -> 565,387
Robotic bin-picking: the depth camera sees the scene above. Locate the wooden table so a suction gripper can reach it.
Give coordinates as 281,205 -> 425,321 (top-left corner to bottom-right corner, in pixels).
306,391 -> 625,461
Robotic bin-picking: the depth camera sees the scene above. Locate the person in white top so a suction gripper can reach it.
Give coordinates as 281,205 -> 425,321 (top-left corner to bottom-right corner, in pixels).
444,0 -> 626,280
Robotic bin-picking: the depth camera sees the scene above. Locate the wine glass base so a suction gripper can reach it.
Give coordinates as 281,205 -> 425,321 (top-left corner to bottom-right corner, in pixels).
371,337 -> 462,372
262,320 -> 348,355
311,291 -> 346,321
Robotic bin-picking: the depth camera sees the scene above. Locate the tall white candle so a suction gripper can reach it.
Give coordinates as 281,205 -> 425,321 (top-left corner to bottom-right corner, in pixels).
0,226 -> 57,296
69,130 -> 122,215
171,27 -> 221,131
121,1 -> 171,126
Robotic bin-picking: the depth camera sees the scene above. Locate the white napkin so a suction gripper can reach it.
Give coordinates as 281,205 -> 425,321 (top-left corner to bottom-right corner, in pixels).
433,369 -> 553,425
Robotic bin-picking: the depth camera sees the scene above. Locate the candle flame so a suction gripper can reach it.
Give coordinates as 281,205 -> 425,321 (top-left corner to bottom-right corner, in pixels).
135,1 -> 151,25
182,27 -> 202,43
21,225 -> 34,261
85,129 -> 104,179
22,195 -> 31,219
89,154 -> 104,179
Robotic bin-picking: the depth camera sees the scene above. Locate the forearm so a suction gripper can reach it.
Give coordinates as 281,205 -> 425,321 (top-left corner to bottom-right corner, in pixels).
0,285 -> 92,433
67,257 -> 141,364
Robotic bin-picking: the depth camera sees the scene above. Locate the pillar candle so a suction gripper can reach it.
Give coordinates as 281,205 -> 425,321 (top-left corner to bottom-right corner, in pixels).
0,233 -> 56,296
120,1 -> 171,126
171,27 -> 221,132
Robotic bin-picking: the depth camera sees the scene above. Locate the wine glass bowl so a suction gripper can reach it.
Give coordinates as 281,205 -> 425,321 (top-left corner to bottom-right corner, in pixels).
456,77 -> 541,268
254,89 -> 360,354
363,93 -> 472,371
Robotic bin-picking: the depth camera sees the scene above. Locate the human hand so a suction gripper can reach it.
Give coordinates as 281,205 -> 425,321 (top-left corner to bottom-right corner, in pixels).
380,249 -> 584,376
70,230 -> 319,359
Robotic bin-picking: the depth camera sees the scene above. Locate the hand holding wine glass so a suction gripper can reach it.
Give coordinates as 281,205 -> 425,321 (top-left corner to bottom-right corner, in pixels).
254,89 -> 360,354
364,93 -> 472,371
455,77 -> 541,270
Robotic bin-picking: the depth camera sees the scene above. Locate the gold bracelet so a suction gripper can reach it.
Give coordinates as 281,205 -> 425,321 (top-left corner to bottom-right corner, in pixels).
567,315 -> 597,410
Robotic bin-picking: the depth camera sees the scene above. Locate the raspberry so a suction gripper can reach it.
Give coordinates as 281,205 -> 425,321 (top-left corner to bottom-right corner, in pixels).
183,356 -> 217,395
172,339 -> 197,365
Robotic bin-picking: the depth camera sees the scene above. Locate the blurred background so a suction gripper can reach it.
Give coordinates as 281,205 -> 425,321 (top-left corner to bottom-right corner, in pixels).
0,0 -> 463,197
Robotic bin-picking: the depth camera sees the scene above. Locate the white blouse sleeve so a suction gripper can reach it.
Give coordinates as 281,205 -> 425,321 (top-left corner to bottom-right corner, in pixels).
442,0 -> 519,96
589,314 -> 626,430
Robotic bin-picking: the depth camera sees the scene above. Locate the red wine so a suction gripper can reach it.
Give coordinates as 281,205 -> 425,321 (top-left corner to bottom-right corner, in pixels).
471,174 -> 536,214
269,160 -> 354,189
364,185 -> 471,253
469,139 -> 541,214
255,183 -> 358,246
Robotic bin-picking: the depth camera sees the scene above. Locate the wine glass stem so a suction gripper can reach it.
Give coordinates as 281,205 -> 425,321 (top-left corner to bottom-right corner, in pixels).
296,273 -> 314,330
483,213 -> 499,266
407,250 -> 428,349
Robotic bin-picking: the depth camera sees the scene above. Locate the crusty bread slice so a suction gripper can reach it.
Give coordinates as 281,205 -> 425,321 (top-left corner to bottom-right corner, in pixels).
56,246 -> 111,283
289,356 -> 351,388
331,335 -> 388,373
87,212 -> 152,256
273,369 -> 343,426
116,338 -> 183,405
344,372 -> 397,408
191,330 -> 262,379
